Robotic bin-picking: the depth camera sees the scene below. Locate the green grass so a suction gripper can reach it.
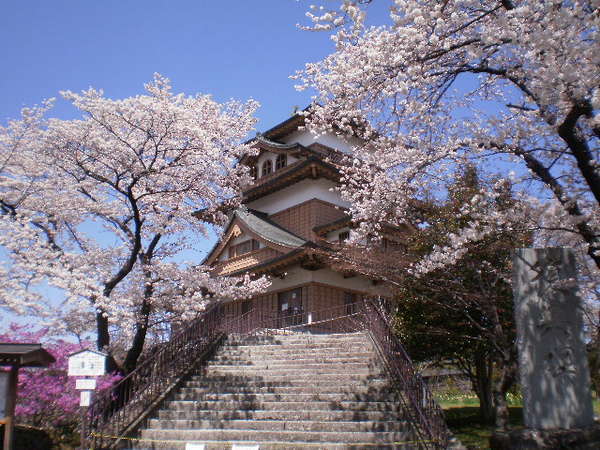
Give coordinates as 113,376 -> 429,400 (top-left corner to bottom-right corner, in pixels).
443,406 -> 523,449
436,393 -> 600,449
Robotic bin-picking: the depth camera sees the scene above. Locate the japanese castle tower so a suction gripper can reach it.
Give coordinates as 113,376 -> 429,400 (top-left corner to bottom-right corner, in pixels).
203,112 -> 398,325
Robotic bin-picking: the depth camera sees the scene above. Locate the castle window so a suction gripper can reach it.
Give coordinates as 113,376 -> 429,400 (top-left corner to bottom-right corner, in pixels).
275,154 -> 287,170
249,165 -> 258,180
241,300 -> 253,315
261,159 -> 272,177
228,239 -> 259,258
344,292 -> 358,315
236,240 -> 252,255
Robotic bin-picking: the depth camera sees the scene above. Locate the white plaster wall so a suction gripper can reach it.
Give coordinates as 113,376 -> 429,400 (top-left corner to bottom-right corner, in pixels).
281,129 -> 363,154
229,233 -> 250,247
266,265 -> 378,294
247,178 -> 349,214
325,227 -> 350,243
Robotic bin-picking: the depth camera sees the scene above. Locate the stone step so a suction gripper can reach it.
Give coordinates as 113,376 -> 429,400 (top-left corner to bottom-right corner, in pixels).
209,357 -> 374,369
189,374 -> 383,383
210,355 -> 375,365
218,345 -> 373,354
130,441 -> 415,450
140,429 -> 413,445
148,418 -> 408,432
164,400 -> 399,412
173,392 -> 399,403
132,331 -> 426,450
227,333 -> 368,343
186,375 -> 387,386
180,384 -> 393,395
157,409 -> 398,422
205,366 -> 376,375
227,339 -> 370,347
222,342 -> 372,352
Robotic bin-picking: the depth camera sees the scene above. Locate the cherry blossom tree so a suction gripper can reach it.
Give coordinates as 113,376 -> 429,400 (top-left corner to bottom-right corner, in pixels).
296,0 -> 600,281
0,75 -> 270,373
327,166 -> 526,428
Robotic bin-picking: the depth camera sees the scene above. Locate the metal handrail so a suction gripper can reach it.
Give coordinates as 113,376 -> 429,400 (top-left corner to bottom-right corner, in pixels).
218,302 -> 364,336
362,299 -> 451,449
84,304 -> 225,449
85,299 -> 450,449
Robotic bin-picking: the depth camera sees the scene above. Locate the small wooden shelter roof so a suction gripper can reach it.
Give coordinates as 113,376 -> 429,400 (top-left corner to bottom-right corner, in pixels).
0,343 -> 55,367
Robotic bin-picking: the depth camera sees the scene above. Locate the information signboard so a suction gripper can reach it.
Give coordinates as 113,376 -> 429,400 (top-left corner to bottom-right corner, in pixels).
68,349 -> 107,377
75,379 -> 97,390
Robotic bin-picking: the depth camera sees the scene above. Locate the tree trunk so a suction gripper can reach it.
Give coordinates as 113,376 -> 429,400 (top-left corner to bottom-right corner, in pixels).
122,297 -> 152,374
96,310 -> 120,373
492,356 -> 516,430
472,353 -> 495,424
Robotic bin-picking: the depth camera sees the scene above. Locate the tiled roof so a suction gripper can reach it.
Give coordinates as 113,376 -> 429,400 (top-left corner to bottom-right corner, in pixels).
242,157 -> 340,202
235,208 -> 307,249
254,135 -> 300,150
0,343 -> 55,367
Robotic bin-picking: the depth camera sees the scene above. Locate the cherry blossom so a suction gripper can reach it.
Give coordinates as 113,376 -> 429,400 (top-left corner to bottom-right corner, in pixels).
296,0 -> 599,280
0,74 -> 270,372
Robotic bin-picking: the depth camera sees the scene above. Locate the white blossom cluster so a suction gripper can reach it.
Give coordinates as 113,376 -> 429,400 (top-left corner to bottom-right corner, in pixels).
296,0 -> 600,305
0,74 -> 269,343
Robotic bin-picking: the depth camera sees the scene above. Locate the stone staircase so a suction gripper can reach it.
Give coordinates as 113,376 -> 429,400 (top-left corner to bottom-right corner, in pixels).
133,332 -> 421,449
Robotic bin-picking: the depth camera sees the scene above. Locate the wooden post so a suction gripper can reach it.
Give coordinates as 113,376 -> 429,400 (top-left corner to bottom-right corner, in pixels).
3,365 -> 19,450
79,405 -> 86,450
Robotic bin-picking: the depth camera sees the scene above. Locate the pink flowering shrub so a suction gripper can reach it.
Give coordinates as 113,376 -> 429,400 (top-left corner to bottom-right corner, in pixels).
0,323 -> 120,429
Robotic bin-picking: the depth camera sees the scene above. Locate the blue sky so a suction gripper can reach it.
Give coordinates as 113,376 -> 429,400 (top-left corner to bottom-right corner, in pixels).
0,1 -> 339,125
0,0 -> 389,253
0,1 -> 388,126
0,1 -> 393,330
0,1 -> 349,259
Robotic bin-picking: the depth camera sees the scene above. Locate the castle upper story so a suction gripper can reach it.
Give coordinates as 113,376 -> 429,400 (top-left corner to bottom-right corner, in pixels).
203,112 -> 359,275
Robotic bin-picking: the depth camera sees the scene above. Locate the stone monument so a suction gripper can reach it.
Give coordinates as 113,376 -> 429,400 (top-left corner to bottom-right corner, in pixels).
492,248 -> 599,449
514,247 -> 594,428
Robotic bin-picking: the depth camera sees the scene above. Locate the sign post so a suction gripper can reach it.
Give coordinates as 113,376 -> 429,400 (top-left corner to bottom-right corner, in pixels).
67,349 -> 107,449
0,371 -> 9,419
1,366 -> 18,450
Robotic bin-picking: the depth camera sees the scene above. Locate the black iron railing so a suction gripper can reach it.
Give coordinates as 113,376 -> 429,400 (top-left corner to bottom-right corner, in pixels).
84,299 -> 450,449
362,299 -> 451,449
219,302 -> 363,336
84,305 -> 224,449
219,300 -> 450,449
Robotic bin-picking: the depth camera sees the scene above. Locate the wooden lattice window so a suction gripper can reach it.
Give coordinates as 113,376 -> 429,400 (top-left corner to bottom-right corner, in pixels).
249,165 -> 258,180
242,300 -> 253,315
228,239 -> 259,258
261,159 -> 272,177
275,154 -> 287,170
344,292 -> 358,315
338,231 -> 350,243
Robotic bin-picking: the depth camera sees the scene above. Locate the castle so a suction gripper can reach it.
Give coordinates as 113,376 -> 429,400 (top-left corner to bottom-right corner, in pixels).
204,111 -> 398,328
